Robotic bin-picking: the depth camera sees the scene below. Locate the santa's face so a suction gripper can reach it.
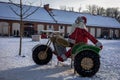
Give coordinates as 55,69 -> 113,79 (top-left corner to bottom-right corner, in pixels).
75,17 -> 84,24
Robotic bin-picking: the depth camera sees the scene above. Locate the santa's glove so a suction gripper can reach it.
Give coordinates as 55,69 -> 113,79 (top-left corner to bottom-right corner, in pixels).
65,49 -> 72,58
57,54 -> 67,62
57,56 -> 64,62
95,41 -> 103,49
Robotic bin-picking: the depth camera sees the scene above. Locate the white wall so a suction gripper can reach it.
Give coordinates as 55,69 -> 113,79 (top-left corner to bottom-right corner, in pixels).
37,24 -> 44,34
0,22 -> 9,35
110,29 -> 113,38
96,28 -> 101,37
90,28 -> 95,37
59,25 -> 65,33
47,25 -> 54,30
3,26 -> 8,34
67,26 -> 72,34
12,23 -> 20,35
115,29 -> 119,37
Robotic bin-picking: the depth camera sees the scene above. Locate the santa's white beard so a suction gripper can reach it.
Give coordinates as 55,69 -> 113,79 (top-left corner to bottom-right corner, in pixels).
70,22 -> 87,34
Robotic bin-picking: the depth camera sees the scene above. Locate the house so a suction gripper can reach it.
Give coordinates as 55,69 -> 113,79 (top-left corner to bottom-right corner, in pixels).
0,2 -> 120,38
48,7 -> 120,39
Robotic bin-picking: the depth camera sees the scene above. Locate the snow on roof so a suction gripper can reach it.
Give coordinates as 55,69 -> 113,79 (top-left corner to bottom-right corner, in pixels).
84,14 -> 120,28
0,2 -> 55,23
50,10 -> 81,24
0,2 -> 120,28
50,9 -> 79,24
51,9 -> 120,28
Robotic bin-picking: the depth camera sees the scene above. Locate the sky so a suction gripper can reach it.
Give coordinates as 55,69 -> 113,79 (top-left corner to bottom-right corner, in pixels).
0,0 -> 120,11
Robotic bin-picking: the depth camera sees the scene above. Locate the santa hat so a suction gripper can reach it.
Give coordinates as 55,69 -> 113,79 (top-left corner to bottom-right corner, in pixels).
81,16 -> 87,24
75,16 -> 87,24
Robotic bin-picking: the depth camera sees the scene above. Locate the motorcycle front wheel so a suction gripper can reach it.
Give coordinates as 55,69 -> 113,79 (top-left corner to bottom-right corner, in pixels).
32,45 -> 52,65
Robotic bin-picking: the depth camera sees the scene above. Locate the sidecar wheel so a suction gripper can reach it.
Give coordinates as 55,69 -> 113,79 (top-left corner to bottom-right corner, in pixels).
32,45 -> 52,65
74,50 -> 100,77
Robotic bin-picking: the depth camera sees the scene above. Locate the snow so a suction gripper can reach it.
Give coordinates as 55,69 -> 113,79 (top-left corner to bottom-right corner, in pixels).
0,2 -> 120,28
0,2 -> 55,23
0,37 -> 120,80
51,9 -> 120,28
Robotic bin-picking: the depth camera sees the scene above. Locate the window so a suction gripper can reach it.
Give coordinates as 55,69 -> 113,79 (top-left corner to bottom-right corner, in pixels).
60,26 -> 63,29
49,25 -> 51,29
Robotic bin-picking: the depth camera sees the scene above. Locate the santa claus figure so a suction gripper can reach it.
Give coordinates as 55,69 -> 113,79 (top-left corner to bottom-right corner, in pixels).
57,16 -> 103,62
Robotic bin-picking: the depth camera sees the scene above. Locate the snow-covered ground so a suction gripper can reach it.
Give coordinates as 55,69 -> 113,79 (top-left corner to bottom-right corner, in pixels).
0,37 -> 120,80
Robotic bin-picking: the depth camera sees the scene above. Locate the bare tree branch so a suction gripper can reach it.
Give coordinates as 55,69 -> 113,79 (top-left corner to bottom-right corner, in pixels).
27,1 -> 34,5
9,0 -> 20,7
23,0 -> 42,19
23,7 -> 39,19
9,5 -> 20,16
22,5 -> 32,15
22,1 -> 32,11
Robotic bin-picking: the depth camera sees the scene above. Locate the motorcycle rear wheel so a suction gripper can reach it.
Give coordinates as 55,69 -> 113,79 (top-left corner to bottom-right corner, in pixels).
74,50 -> 100,77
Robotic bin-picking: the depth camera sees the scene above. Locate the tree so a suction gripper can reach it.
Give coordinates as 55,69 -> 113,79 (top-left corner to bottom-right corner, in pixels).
106,8 -> 113,17
96,7 -> 105,16
85,5 -> 120,20
86,5 -> 98,14
60,6 -> 67,11
60,6 -> 74,11
105,8 -> 120,19
68,7 -> 74,11
117,16 -> 120,23
9,0 -> 41,56
78,5 -> 82,12
112,8 -> 119,18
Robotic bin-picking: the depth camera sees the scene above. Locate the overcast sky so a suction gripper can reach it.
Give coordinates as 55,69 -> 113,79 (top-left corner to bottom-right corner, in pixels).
0,0 -> 120,11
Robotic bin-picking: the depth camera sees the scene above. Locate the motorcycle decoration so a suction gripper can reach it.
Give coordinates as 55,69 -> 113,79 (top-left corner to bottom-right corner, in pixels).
32,16 -> 103,77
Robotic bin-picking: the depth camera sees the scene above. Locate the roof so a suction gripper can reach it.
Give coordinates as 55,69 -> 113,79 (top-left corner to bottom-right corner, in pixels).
49,10 -> 81,24
51,9 -> 120,28
0,2 -> 120,28
84,14 -> 120,28
0,2 -> 55,23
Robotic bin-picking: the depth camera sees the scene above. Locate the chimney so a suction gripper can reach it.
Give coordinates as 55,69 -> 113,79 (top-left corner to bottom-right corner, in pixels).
44,4 -> 50,11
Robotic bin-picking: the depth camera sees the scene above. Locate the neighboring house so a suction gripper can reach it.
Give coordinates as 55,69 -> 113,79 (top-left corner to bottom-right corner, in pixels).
0,2 -> 120,39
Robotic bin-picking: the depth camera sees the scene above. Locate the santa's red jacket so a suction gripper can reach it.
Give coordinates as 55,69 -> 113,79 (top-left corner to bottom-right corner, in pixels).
64,27 -> 103,58
68,27 -> 99,46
